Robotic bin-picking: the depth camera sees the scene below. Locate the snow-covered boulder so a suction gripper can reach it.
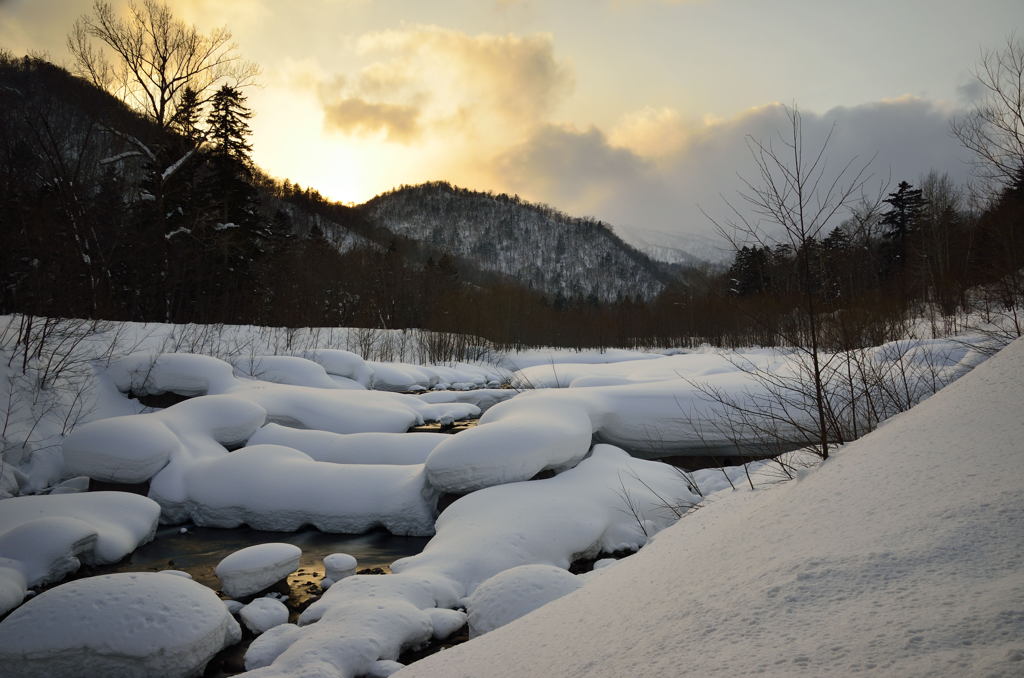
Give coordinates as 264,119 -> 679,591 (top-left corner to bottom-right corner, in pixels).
466,564 -> 583,637
240,597 -> 290,635
182,445 -> 438,535
234,355 -> 353,390
244,445 -> 692,678
0,572 -> 240,678
248,424 -> 448,465
216,543 -> 301,598
324,553 -> 358,581
62,415 -> 179,483
0,492 -> 160,613
303,349 -> 373,386
108,352 -> 237,396
425,397 -> 592,493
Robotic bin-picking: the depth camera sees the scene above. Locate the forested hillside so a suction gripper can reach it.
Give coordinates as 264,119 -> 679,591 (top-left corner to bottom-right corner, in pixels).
362,183 -> 669,302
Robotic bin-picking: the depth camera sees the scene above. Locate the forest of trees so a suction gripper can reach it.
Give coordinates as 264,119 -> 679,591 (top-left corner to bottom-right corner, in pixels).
1,2 -> 1022,354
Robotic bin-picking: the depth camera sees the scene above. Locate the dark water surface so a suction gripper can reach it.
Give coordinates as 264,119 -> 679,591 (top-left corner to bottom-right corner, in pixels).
102,525 -> 431,601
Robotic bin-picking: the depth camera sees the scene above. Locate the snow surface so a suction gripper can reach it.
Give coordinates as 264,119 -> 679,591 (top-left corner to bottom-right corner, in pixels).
397,338 -> 1024,678
237,445 -> 694,678
0,492 -> 160,614
0,572 -> 241,678
216,543 -> 301,598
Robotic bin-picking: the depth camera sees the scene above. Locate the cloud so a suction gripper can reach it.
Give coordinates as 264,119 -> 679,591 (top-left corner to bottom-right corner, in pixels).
316,25 -> 571,146
322,97 -> 421,142
607,106 -> 688,159
496,97 -> 974,254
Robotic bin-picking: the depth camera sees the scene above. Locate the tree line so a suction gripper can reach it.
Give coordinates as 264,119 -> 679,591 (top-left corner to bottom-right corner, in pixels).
0,2 -> 1021,356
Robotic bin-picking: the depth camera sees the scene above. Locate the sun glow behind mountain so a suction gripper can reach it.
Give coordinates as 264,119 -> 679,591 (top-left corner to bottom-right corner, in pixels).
3,0 -> 1021,242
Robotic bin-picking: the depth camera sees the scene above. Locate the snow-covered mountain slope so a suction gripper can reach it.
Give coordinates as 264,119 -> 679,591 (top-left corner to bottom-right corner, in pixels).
398,337 -> 1024,678
360,182 -> 670,302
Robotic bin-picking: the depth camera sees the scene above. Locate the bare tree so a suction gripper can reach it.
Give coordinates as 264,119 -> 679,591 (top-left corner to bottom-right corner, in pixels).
67,0 -> 258,132
705,105 -> 873,459
951,35 -> 1024,194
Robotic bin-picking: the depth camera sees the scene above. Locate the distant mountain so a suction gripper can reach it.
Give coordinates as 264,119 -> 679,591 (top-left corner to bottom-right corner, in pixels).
620,227 -> 733,267
359,182 -> 670,302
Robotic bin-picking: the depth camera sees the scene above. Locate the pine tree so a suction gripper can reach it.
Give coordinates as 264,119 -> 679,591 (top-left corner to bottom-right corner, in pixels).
204,84 -> 257,226
207,84 -> 253,166
171,86 -> 202,142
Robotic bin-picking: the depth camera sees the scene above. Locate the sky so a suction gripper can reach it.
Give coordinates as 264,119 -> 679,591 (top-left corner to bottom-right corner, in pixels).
3,0 -> 1023,254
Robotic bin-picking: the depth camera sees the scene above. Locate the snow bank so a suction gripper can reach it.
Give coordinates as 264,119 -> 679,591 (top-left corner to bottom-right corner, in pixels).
466,564 -> 583,637
0,492 -> 160,614
216,543 -> 302,598
398,338 -> 1024,678
0,572 -> 240,678
184,445 -> 439,535
237,445 -> 694,678
249,424 -> 448,465
425,398 -> 592,493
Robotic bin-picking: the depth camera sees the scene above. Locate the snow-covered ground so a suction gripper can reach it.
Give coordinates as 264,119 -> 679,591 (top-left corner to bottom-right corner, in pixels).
0,315 -> 1019,678
398,337 -> 1024,678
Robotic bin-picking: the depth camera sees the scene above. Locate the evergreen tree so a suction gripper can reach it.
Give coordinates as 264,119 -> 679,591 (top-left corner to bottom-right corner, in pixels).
204,84 -> 258,227
171,86 -> 202,142
881,181 -> 926,243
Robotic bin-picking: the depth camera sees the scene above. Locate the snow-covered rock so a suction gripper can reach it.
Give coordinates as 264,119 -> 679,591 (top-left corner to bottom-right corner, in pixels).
248,424 -> 448,465
302,349 -> 373,386
0,572 -> 240,678
324,553 -> 358,580
108,352 -> 237,396
216,543 -> 301,598
240,597 -> 290,635
396,339 -> 1024,678
239,445 -> 692,678
182,445 -> 439,535
425,397 -> 592,493
466,564 -> 583,637
0,491 -> 160,614
416,388 -> 518,414
62,415 -> 179,483
234,355 -> 358,390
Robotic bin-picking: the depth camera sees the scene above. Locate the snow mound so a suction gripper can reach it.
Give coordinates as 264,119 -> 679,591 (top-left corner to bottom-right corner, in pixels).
303,349 -> 373,385
425,397 -> 592,493
183,445 -> 438,535
0,492 -> 160,614
248,424 -> 448,465
398,338 -> 1024,678
108,352 -> 237,396
62,415 -> 179,483
324,553 -> 358,580
0,572 -> 240,678
415,388 -> 517,414
466,564 -> 583,637
239,445 -> 693,678
234,355 -> 358,390
241,597 -> 290,635
216,543 -> 301,598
